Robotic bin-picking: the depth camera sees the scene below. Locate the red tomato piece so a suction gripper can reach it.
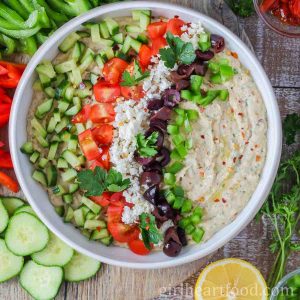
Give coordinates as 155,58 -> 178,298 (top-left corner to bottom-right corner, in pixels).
147,21 -> 167,39
128,239 -> 152,255
110,192 -> 125,206
89,103 -> 115,124
107,204 -> 124,223
138,45 -> 152,67
89,159 -> 105,170
151,37 -> 167,56
93,81 -> 121,103
166,18 -> 186,36
108,222 -> 140,243
289,0 -> 300,18
120,85 -> 144,101
71,105 -> 91,124
103,58 -> 128,84
97,146 -> 110,170
92,124 -> 114,145
90,192 -> 111,207
78,129 -> 101,161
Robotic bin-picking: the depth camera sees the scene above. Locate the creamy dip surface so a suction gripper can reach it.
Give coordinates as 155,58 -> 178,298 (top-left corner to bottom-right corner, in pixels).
27,17 -> 267,250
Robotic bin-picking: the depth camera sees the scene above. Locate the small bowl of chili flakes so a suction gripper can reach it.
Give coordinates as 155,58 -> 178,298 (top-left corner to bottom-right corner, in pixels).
253,0 -> 300,38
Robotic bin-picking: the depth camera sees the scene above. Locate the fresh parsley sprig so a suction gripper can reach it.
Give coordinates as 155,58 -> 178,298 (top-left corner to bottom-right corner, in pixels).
139,213 -> 162,250
120,60 -> 150,87
77,166 -> 130,196
159,32 -> 196,69
136,132 -> 158,158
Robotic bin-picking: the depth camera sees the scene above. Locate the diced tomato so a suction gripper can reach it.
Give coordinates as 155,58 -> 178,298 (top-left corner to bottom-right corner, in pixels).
92,124 -> 114,145
93,81 -> 121,103
108,222 -> 140,243
90,192 -> 111,207
151,37 -> 167,56
89,103 -> 115,124
71,105 -> 91,124
78,129 -> 101,161
0,171 -> 19,193
107,204 -> 124,223
138,45 -> 152,67
97,146 -> 110,170
128,239 -> 152,255
110,192 -> 125,206
166,18 -> 186,36
120,85 -> 144,101
89,159 -> 105,170
147,21 -> 167,39
103,58 -> 128,84
260,0 -> 277,12
289,0 -> 300,18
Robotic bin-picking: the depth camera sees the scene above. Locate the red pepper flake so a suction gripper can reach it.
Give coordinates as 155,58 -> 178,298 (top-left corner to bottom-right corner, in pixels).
233,157 -> 237,163
214,198 -> 220,203
238,112 -> 244,117
231,51 -> 238,59
222,161 -> 226,165
231,108 -> 234,113
255,144 -> 259,148
245,141 -> 249,145
96,226 -> 101,232
222,198 -> 227,203
187,22 -> 192,27
239,155 -> 243,160
241,131 -> 245,139
201,135 -> 205,139
256,155 -> 261,162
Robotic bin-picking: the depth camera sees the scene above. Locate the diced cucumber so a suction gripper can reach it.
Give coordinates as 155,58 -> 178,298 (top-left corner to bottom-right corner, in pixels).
90,73 -> 99,85
38,73 -> 51,88
73,208 -> 85,227
14,205 -> 36,216
48,142 -> 59,160
69,183 -> 79,194
112,32 -> 124,44
71,42 -> 82,62
73,96 -> 82,106
81,206 -> 90,218
65,86 -> 75,102
76,31 -> 90,38
30,151 -> 40,164
67,135 -> 78,151
90,229 -> 109,240
62,150 -> 81,168
81,196 -> 101,214
125,25 -> 141,33
84,219 -> 106,230
32,232 -> 74,267
80,48 -> 95,63
44,86 -> 55,98
90,24 -> 101,43
140,12 -> 151,31
32,170 -> 47,186
79,54 -> 94,73
55,117 -> 69,134
85,211 -> 96,220
47,117 -> 58,133
81,229 -> 91,239
38,157 -> 49,168
61,169 -> 77,182
71,67 -> 82,86
55,60 -> 77,74
20,142 -> 34,155
130,38 -> 142,53
52,185 -> 66,196
46,165 -> 58,187
35,134 -> 49,148
59,32 -> 80,53
132,10 -> 151,20
64,252 -> 101,282
5,212 -> 49,256
53,109 -> 61,122
20,261 -> 63,300
75,123 -> 85,134
0,200 -> 9,233
55,79 -> 69,100
55,206 -> 64,217
36,60 -> 56,79
98,38 -> 114,47
64,206 -> 74,223
122,35 -> 132,53
31,118 -> 47,138
104,17 -> 119,35
100,236 -> 112,246
137,33 -> 149,44
95,54 -> 104,69
100,21 -> 110,39
65,105 -> 81,116
0,239 -> 24,283
63,194 -> 73,204
0,197 -> 24,216
57,158 -> 68,169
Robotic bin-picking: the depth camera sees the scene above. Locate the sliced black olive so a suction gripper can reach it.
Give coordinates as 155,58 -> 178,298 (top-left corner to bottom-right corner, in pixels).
162,89 -> 181,108
193,62 -> 208,76
143,185 -> 159,205
163,227 -> 182,257
140,171 -> 162,187
147,99 -> 164,111
142,161 -> 163,174
150,107 -> 172,122
211,34 -> 225,53
195,49 -> 214,61
134,151 -> 156,166
150,119 -> 168,132
177,64 -> 195,77
170,70 -> 187,82
156,147 -> 171,167
176,79 -> 190,91
177,227 -> 188,246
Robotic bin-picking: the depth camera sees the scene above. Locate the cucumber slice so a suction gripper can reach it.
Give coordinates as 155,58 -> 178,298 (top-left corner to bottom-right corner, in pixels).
14,205 -> 36,216
81,196 -> 101,214
0,200 -> 9,233
20,141 -> 34,155
0,197 -> 24,216
140,12 -> 151,31
0,239 -> 24,283
30,151 -> 40,164
91,24 -> 101,43
100,21 -> 110,39
59,32 -> 80,53
5,212 -> 49,256
32,170 -> 47,187
32,232 -> 74,267
64,252 -> 101,282
104,17 -> 119,35
54,60 -> 77,74
20,260 -> 63,300
112,32 -> 124,44
125,25 -> 141,33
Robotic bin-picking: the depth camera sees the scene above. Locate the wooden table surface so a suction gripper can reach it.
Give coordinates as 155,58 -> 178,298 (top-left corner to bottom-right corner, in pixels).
0,0 -> 299,299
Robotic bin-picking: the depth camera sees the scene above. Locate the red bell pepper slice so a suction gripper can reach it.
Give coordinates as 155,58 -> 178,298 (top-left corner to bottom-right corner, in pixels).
0,150 -> 13,168
0,171 -> 19,193
0,61 -> 26,89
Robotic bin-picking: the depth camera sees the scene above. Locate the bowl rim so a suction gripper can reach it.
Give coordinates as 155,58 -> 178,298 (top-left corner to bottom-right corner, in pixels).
9,1 -> 282,269
253,0 -> 300,38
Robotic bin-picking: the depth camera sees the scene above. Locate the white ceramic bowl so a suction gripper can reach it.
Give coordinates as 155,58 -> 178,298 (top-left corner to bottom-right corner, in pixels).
9,1 -> 282,269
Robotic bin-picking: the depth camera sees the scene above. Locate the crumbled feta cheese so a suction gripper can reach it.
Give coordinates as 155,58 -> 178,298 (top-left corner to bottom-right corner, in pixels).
181,22 -> 205,50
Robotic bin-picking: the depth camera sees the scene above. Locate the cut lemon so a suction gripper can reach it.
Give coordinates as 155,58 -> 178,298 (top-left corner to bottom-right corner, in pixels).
194,258 -> 268,300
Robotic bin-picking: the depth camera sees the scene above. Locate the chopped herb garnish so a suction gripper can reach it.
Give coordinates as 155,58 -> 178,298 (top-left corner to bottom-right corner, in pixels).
136,132 -> 158,158
120,60 -> 150,87
139,213 -> 162,249
77,166 -> 130,196
283,113 -> 300,145
160,32 -> 196,68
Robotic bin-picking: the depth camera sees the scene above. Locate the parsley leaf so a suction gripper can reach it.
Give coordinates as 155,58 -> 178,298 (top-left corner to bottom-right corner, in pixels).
77,167 -> 107,196
139,213 -> 162,250
160,32 -> 196,68
136,132 -> 158,158
106,169 -> 131,192
283,113 -> 300,145
77,166 -> 130,196
120,60 -> 150,87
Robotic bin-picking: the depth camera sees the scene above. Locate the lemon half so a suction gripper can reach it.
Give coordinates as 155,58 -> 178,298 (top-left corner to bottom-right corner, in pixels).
194,258 -> 268,300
